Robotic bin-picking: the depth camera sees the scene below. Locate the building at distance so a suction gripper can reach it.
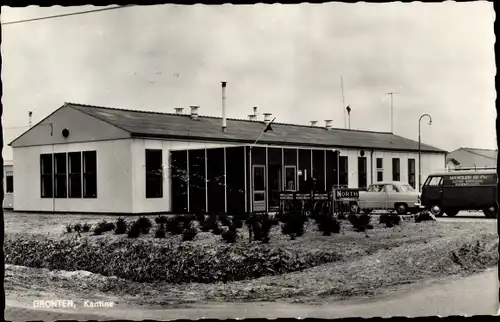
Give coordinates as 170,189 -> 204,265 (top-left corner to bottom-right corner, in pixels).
9,102 -> 447,214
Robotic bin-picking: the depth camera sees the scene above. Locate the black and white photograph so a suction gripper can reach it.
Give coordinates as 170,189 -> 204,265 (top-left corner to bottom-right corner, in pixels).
1,1 -> 498,320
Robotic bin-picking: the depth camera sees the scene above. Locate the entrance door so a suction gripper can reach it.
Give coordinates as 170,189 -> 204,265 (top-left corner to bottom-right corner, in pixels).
268,165 -> 282,211
252,165 -> 266,212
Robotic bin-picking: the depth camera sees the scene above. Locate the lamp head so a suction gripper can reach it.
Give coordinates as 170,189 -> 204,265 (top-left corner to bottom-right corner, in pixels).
429,120 -> 432,125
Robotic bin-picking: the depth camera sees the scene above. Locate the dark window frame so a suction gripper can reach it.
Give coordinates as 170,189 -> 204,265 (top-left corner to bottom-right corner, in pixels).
408,158 -> 416,189
54,153 -> 67,198
40,154 -> 54,198
376,157 -> 383,182
339,156 -> 349,187
145,149 -> 163,199
83,151 -> 97,198
358,156 -> 367,189
68,152 -> 82,198
6,175 -> 13,193
392,158 -> 401,182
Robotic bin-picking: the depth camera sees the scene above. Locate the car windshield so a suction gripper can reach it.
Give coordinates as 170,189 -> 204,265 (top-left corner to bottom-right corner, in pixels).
367,185 -> 382,192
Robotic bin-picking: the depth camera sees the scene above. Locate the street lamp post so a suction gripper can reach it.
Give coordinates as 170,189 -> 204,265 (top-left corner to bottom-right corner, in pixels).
418,114 -> 432,192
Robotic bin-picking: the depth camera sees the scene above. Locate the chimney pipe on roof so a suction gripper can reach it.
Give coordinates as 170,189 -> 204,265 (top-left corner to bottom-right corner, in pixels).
310,120 -> 318,127
221,81 -> 227,132
190,106 -> 199,120
248,114 -> 257,121
263,113 -> 272,124
174,108 -> 184,114
253,106 -> 258,117
28,111 -> 33,128
325,120 -> 333,130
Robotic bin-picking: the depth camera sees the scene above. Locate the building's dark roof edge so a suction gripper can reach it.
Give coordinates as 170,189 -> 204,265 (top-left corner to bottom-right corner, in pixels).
130,132 -> 447,154
65,101 -> 395,135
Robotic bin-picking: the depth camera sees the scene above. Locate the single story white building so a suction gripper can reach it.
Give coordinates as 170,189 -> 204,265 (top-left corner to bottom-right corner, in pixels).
9,102 -> 447,214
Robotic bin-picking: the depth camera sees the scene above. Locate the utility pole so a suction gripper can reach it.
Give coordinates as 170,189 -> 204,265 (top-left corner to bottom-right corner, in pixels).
387,92 -> 399,133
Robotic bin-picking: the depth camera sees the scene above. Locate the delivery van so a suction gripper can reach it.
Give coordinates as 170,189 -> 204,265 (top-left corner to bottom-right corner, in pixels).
420,169 -> 498,218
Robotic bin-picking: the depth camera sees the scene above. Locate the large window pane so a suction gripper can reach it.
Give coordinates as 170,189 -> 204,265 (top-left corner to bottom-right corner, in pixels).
145,149 -> 163,198
68,152 -> 82,198
83,151 -> 97,198
54,153 -> 67,198
40,154 -> 53,198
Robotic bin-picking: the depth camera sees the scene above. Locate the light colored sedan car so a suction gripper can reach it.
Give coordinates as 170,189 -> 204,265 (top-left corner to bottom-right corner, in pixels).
358,181 -> 422,215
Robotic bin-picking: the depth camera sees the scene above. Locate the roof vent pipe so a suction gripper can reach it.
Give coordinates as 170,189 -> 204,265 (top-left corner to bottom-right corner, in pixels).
28,111 -> 33,128
174,108 -> 184,114
248,114 -> 257,121
325,119 -> 333,130
221,81 -> 227,132
310,120 -> 318,126
263,113 -> 272,124
253,106 -> 258,117
190,106 -> 199,120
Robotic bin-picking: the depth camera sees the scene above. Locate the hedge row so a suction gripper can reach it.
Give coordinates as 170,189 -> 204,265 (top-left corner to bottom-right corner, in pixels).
4,236 -> 342,284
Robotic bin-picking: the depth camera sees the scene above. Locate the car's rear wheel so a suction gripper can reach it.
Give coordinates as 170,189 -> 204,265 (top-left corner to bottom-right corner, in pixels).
483,205 -> 498,218
430,204 -> 444,217
445,209 -> 459,217
395,203 -> 408,215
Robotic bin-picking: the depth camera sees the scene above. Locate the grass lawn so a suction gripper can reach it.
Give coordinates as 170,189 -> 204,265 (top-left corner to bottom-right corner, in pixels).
4,211 -> 498,305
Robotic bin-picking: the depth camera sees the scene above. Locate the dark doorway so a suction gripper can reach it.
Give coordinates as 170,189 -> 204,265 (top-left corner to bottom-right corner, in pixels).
249,147 -> 266,212
326,150 -> 339,192
207,148 -> 225,214
312,149 -> 326,192
268,148 -> 282,210
226,146 -> 245,215
170,150 -> 188,213
188,149 -> 206,213
339,156 -> 349,187
358,156 -> 367,189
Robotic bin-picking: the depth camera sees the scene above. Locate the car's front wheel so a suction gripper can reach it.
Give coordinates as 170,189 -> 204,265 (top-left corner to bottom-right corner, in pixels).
395,203 -> 408,215
483,205 -> 498,218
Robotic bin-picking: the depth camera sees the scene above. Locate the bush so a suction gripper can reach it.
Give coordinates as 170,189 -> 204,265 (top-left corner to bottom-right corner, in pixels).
166,216 -> 184,235
65,224 -> 73,233
211,223 -> 223,236
114,217 -> 128,235
4,236 -> 343,284
218,213 -> 232,227
221,227 -> 238,243
96,220 -> 115,233
195,212 -> 206,224
141,226 -> 151,235
127,222 -> 141,238
93,226 -> 104,236
232,214 -> 244,229
73,223 -> 82,233
155,215 -> 168,224
82,223 -> 92,233
415,211 -> 436,223
317,214 -> 341,236
380,213 -> 402,227
136,216 -> 153,231
155,224 -> 166,238
182,225 -> 197,241
348,214 -> 372,232
281,210 -> 307,240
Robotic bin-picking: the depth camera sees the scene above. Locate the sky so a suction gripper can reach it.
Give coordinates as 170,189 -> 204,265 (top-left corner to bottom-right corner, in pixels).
1,2 -> 496,161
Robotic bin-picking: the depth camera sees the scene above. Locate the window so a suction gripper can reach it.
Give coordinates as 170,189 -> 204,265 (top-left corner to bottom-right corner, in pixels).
358,157 -> 367,189
376,158 -> 383,182
40,154 -> 54,198
54,153 -> 67,198
392,158 -> 400,181
68,152 -> 82,198
6,175 -> 13,193
83,151 -> 97,198
399,184 -> 415,192
408,158 -> 416,189
367,184 -> 382,192
145,149 -> 163,198
285,166 -> 296,191
339,156 -> 348,187
426,176 -> 443,187
385,184 -> 396,192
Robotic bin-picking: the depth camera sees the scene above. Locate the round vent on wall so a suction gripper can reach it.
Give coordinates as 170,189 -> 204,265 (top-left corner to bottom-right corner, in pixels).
360,150 -> 365,157
62,128 -> 70,138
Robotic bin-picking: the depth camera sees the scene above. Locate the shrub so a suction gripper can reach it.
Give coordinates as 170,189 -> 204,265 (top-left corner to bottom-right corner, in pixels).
155,215 -> 168,224
380,213 -> 402,227
180,214 -> 195,228
4,236 -> 344,284
348,214 -> 372,232
96,220 -> 115,233
281,210 -> 307,240
317,214 -> 341,236
93,226 -> 104,235
136,216 -> 153,230
73,223 -> 82,233
415,211 -> 436,223
195,213 -> 206,224
232,214 -> 244,229
65,224 -> 73,233
141,226 -> 151,235
221,227 -> 238,243
211,223 -> 223,236
114,217 -> 128,235
218,213 -> 232,227
182,224 -> 197,241
155,224 -> 166,238
166,216 -> 183,235
127,222 -> 141,238
82,223 -> 92,233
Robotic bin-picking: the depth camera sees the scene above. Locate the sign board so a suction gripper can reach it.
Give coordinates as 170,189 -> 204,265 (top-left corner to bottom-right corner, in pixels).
334,188 -> 360,200
443,174 -> 497,187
